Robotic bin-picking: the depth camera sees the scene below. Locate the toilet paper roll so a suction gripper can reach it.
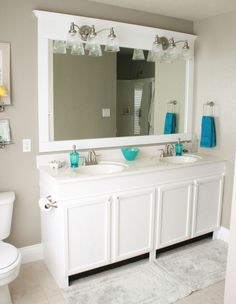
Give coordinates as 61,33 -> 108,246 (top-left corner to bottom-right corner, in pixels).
39,197 -> 52,213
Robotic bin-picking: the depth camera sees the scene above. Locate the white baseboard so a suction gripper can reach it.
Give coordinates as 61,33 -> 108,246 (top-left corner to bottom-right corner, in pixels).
213,226 -> 230,244
19,243 -> 43,264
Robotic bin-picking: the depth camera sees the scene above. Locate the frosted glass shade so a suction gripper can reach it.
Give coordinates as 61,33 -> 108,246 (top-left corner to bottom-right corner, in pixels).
105,36 -> 120,52
88,44 -> 102,57
132,49 -> 145,60
71,41 -> 85,56
53,40 -> 67,54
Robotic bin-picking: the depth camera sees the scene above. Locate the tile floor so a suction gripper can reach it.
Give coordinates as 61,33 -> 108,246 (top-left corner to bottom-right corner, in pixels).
9,260 -> 224,304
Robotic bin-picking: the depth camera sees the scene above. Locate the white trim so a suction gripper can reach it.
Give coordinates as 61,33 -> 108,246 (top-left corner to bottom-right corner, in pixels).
19,243 -> 43,264
213,226 -> 230,244
33,9 -> 197,153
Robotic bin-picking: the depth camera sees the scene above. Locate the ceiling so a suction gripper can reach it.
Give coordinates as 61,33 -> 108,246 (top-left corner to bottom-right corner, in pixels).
88,0 -> 236,21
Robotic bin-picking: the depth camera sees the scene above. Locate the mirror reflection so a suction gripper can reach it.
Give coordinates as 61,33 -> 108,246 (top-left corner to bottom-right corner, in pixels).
0,119 -> 11,142
49,43 -> 186,141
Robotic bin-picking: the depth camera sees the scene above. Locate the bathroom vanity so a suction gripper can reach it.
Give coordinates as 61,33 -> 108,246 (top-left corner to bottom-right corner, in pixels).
34,9 -> 223,289
38,155 -> 225,288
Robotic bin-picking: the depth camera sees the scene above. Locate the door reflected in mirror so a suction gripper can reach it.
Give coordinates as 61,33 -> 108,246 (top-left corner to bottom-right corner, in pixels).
50,43 -> 186,141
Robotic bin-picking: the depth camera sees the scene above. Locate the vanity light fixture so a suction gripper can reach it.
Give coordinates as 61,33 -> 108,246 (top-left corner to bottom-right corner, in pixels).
148,35 -> 191,62
63,23 -> 120,57
0,85 -> 8,112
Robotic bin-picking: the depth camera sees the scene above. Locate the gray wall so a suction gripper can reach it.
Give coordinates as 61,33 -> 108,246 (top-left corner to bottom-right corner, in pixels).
0,0 -> 193,247
154,60 -> 186,134
53,51 -> 116,140
194,11 -> 236,229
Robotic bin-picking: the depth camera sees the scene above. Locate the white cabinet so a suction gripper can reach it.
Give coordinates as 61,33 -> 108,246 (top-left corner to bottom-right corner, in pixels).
66,187 -> 155,273
192,175 -> 223,237
112,188 -> 155,262
38,159 -> 225,288
156,181 -> 193,249
66,196 -> 111,275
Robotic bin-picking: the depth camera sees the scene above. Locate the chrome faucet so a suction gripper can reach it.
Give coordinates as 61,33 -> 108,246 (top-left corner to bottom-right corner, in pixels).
86,150 -> 97,165
157,144 -> 175,158
164,144 -> 175,157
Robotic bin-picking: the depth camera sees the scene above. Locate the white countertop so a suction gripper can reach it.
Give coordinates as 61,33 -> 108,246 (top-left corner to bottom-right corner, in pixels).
38,154 -> 225,184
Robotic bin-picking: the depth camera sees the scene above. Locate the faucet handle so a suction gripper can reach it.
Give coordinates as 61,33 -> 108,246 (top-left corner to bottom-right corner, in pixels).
165,143 -> 175,157
86,150 -> 98,165
157,148 -> 164,158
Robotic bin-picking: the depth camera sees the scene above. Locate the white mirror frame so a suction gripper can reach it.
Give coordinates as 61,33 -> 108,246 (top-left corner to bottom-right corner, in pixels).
34,10 -> 196,153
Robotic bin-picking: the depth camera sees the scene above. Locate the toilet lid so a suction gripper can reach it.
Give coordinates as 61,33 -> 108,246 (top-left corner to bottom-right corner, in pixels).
0,192 -> 15,205
0,242 -> 19,270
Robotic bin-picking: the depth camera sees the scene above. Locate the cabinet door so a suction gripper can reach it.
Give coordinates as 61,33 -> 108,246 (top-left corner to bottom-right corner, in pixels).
192,175 -> 224,237
112,188 -> 155,262
156,181 -> 193,249
66,196 -> 111,275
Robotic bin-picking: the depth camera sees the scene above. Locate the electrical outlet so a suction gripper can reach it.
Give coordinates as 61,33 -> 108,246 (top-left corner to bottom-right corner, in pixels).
102,108 -> 111,117
23,139 -> 31,152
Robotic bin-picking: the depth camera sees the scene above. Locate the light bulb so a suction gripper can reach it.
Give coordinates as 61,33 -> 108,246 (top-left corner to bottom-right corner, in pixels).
88,43 -> 102,57
146,51 -> 155,62
166,38 -> 179,61
105,28 -> 120,52
151,35 -> 164,55
71,41 -> 85,56
0,85 -> 8,97
182,48 -> 192,60
152,42 -> 162,54
66,22 -> 77,49
182,41 -> 192,60
162,51 -> 172,63
85,33 -> 99,51
166,46 -> 179,61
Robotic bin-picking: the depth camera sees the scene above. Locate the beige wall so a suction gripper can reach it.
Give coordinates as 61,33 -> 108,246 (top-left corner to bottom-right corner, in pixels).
194,11 -> 236,228
154,59 -> 186,134
0,0 -> 193,247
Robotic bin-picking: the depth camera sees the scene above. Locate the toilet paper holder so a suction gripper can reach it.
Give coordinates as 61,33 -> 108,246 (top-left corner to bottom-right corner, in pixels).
45,195 -> 58,209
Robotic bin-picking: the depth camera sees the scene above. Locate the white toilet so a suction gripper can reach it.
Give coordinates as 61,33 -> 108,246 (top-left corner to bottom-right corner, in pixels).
0,192 -> 21,304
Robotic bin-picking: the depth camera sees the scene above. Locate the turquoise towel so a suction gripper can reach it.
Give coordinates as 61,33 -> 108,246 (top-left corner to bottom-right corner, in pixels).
200,116 -> 216,148
164,112 -> 176,134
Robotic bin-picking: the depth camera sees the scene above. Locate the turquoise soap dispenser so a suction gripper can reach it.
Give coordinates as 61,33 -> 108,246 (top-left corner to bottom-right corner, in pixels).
70,145 -> 79,168
175,138 -> 183,156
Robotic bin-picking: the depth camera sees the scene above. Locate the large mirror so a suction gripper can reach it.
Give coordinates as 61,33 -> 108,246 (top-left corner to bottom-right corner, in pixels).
34,10 -> 196,152
51,46 -> 186,141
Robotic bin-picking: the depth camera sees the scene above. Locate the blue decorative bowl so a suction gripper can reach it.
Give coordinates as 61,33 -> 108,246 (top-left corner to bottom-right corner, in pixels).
121,147 -> 140,161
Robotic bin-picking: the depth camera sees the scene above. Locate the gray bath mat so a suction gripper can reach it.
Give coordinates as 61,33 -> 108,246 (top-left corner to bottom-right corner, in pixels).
156,239 -> 227,292
63,240 -> 227,304
63,261 -> 191,304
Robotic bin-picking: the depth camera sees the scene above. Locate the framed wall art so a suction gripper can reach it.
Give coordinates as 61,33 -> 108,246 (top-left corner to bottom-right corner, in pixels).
0,43 -> 11,108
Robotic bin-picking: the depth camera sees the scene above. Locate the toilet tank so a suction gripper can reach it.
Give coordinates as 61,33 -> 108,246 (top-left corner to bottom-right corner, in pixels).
0,192 -> 15,240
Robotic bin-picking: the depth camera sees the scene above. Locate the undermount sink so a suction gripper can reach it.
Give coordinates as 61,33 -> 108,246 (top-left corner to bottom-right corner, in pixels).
75,162 -> 128,175
160,155 -> 202,164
